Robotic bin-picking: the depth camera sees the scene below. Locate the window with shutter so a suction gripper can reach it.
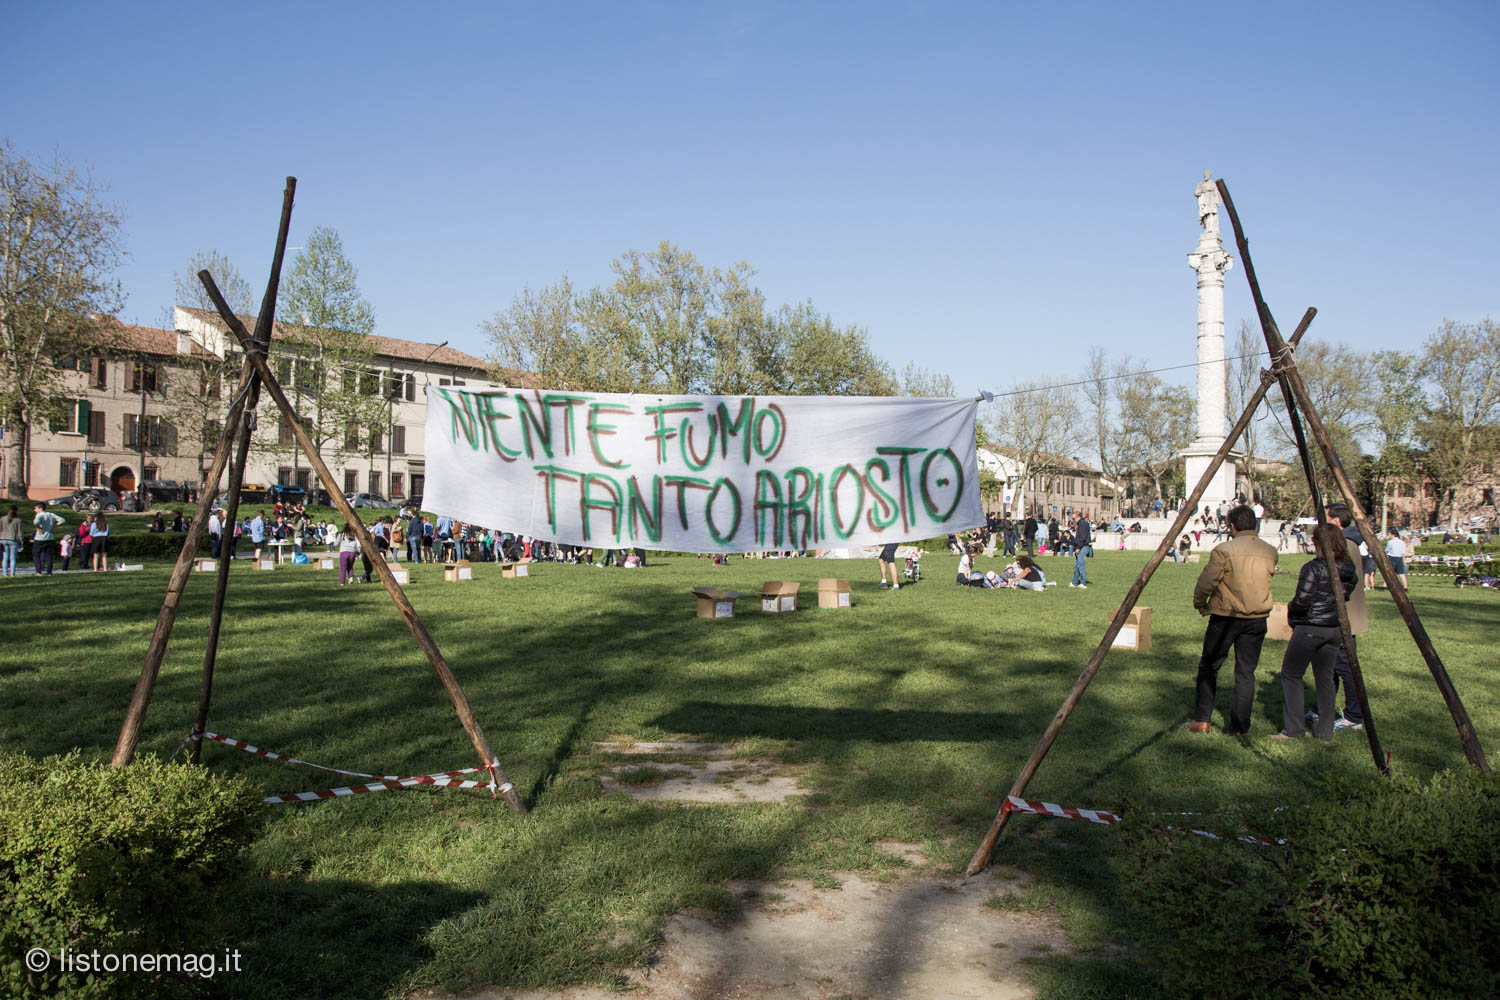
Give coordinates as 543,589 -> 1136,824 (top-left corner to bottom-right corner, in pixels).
392,425 -> 406,454
89,410 -> 105,445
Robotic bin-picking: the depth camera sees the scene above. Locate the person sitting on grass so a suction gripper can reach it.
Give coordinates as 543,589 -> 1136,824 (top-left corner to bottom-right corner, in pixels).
1000,554 -> 1046,590
957,543 -> 985,586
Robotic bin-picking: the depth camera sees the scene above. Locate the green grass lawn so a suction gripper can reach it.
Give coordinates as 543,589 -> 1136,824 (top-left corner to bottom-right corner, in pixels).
2,548 -> 1496,999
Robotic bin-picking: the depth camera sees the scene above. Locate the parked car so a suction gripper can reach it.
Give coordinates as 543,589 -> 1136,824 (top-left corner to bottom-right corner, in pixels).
141,479 -> 188,504
213,484 -> 269,508
344,492 -> 397,509
267,484 -> 306,505
47,487 -> 123,512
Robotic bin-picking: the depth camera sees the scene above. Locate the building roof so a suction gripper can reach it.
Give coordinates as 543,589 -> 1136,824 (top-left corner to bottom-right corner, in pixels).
176,306 -> 492,373
95,316 -> 215,358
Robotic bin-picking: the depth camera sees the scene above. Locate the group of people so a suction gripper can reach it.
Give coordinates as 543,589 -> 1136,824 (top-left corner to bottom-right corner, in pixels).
948,511 -> 1098,590
1,503 -> 114,576
1187,503 -> 1370,741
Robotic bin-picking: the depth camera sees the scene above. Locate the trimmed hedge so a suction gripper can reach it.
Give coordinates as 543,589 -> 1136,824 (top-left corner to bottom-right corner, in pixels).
102,533 -> 209,560
1115,769 -> 1500,1000
0,751 -> 261,999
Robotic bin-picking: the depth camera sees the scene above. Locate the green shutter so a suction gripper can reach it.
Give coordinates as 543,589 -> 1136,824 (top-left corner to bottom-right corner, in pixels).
76,399 -> 90,432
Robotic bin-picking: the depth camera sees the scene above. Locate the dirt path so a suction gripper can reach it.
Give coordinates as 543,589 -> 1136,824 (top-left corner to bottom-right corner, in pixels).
427,742 -> 1067,999
456,868 -> 1063,1000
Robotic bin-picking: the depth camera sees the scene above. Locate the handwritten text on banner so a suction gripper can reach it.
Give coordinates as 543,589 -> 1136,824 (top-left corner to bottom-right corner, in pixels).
422,387 -> 983,552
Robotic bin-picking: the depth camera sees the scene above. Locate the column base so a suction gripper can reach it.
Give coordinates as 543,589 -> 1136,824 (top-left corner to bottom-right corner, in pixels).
1182,445 -> 1240,514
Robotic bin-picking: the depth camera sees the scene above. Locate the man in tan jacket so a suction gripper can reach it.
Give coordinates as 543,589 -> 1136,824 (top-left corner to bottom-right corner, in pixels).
1186,504 -> 1279,736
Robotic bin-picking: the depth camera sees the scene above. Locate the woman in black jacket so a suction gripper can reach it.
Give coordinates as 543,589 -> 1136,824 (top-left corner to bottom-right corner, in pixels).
1277,523 -> 1359,740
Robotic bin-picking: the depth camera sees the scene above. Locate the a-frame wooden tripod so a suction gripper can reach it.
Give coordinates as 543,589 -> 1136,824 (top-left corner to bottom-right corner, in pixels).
967,178 -> 1486,875
110,178 -> 526,813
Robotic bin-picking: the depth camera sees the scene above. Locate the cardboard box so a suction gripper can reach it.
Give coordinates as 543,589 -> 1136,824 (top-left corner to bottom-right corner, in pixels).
317,557 -> 335,570
1266,602 -> 1292,641
1109,606 -> 1153,650
691,586 -> 743,619
761,580 -> 801,613
817,578 -> 853,609
390,568 -> 410,586
444,559 -> 474,582
256,559 -> 275,571
195,558 -> 217,573
500,559 -> 532,579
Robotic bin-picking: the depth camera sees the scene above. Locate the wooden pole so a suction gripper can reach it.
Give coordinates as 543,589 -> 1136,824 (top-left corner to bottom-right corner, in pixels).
112,183 -> 297,773
198,273 -> 528,813
1216,179 -> 1486,773
966,308 -> 1317,875
189,180 -> 298,762
111,363 -> 257,765
1210,178 -> 1387,771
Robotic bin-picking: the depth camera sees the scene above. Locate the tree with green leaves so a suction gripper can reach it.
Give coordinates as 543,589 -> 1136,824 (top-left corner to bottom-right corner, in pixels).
1118,372 -> 1194,502
1226,320 -> 1269,504
0,140 -> 123,498
987,377 -> 1081,516
268,226 -> 385,474
1366,348 -> 1425,530
1419,318 -> 1500,528
1268,341 -> 1372,512
169,251 -> 253,488
483,243 -> 912,399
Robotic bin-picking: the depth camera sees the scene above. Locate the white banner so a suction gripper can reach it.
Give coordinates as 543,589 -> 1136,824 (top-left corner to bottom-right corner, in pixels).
422,387 -> 982,553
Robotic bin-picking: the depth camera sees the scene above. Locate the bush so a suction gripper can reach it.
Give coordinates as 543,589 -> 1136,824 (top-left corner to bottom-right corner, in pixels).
105,533 -> 208,560
0,751 -> 261,999
1115,769 -> 1500,1000
1411,542 -> 1499,557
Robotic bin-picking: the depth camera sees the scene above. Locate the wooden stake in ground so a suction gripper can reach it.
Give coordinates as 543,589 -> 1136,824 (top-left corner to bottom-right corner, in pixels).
1210,178 -> 1387,773
1217,178 -> 1488,774
198,273 -> 528,813
190,179 -> 297,763
112,180 -> 297,767
967,308 -> 1317,876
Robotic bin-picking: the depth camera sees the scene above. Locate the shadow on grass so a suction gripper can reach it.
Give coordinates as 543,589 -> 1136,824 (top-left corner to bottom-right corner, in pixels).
224,877 -> 485,1000
650,701 -> 1018,742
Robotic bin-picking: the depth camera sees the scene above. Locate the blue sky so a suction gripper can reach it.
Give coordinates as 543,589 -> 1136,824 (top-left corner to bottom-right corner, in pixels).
6,1 -> 1496,391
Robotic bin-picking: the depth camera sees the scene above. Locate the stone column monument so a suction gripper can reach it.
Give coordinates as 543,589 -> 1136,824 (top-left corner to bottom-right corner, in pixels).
1180,170 -> 1238,513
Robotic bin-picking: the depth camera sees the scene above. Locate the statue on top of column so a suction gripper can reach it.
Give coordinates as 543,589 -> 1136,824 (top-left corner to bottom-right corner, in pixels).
1195,169 -> 1220,236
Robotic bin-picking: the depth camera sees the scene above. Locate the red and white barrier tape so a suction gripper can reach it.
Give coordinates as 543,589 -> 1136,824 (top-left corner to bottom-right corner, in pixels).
196,730 -> 485,781
187,729 -> 513,805
1002,795 -> 1120,825
1000,795 -> 1286,846
263,774 -> 504,804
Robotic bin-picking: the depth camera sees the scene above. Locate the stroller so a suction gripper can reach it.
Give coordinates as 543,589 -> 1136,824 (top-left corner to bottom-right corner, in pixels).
904,549 -> 923,584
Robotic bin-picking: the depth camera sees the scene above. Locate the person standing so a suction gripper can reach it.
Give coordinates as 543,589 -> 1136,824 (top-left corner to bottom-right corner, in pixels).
31,503 -> 64,577
1384,528 -> 1409,589
0,506 -> 22,577
878,541 -> 901,590
1070,513 -> 1092,589
1185,504 -> 1279,736
249,510 -> 267,561
1276,523 -> 1359,741
90,513 -> 111,571
1023,514 -> 1037,556
336,524 -> 359,585
206,508 -> 222,559
1322,503 -> 1370,733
